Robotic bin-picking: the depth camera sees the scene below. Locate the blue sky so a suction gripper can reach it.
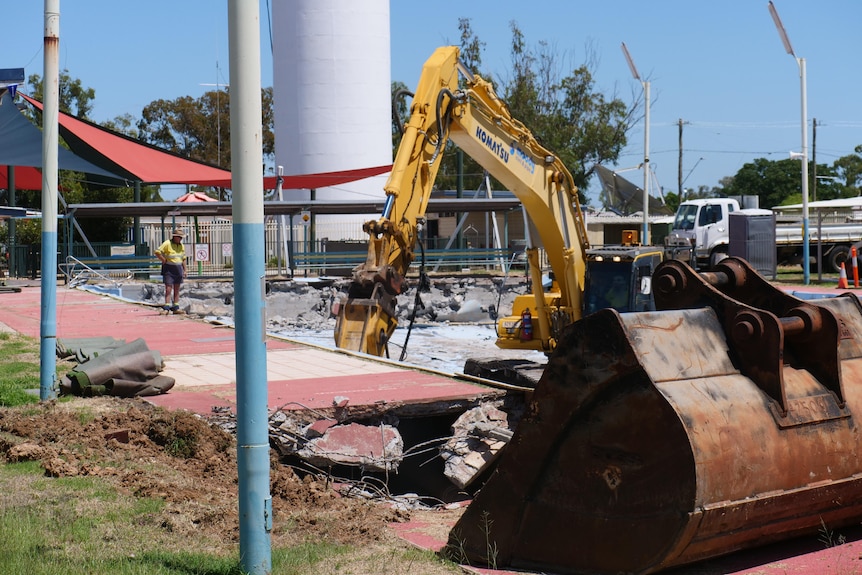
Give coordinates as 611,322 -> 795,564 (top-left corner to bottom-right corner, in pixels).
6,1 -> 862,206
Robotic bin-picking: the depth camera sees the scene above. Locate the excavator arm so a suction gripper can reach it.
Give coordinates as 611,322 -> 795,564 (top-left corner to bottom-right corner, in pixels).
334,46 -> 589,356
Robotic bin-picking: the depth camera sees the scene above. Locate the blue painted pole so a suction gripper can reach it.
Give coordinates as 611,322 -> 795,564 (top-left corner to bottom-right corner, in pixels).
40,0 -> 60,401
228,1 -> 271,573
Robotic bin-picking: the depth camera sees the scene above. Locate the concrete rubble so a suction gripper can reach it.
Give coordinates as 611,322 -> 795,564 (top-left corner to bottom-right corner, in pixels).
249,392 -> 526,495
133,275 -> 533,331
130,276 -> 536,497
296,422 -> 403,473
440,400 -> 521,489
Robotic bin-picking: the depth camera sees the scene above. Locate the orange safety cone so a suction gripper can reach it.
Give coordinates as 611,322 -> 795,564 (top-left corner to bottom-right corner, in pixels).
838,261 -> 849,289
853,246 -> 859,288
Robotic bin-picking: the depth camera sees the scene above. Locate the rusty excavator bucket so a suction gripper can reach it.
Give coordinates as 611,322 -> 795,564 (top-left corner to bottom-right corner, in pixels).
447,257 -> 862,574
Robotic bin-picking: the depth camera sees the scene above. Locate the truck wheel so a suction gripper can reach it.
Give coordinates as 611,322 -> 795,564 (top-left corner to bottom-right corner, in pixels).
827,245 -> 851,274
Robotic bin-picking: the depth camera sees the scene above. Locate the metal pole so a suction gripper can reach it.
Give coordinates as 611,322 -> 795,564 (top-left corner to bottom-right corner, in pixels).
799,57 -> 810,285
643,80 -> 651,245
620,42 -> 650,245
40,0 -> 59,401
769,1 -> 808,284
813,118 -> 822,283
134,180 -> 141,248
275,166 -> 289,275
228,1 -> 271,573
8,166 -> 16,277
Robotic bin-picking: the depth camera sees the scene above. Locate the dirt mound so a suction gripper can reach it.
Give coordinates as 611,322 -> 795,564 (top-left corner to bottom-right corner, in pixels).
0,397 -> 411,548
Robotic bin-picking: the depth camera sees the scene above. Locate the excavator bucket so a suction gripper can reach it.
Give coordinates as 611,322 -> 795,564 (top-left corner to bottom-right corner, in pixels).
447,257 -> 862,574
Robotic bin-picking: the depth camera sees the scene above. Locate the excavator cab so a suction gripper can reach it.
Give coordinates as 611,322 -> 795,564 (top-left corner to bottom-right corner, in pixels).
583,245 -> 663,314
495,245 -> 664,354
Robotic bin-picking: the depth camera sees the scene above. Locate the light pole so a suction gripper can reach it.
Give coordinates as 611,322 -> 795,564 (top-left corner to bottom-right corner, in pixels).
621,42 -> 650,245
769,1 -> 810,284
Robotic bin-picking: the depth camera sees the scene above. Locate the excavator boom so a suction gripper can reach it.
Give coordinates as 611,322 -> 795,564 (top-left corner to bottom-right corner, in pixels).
334,46 -> 588,356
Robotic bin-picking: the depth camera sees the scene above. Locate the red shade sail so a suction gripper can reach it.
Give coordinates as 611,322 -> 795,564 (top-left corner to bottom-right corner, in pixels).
20,93 -> 391,191
0,165 -> 44,190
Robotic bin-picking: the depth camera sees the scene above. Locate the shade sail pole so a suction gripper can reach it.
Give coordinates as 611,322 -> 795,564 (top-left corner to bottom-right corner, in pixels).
228,1 -> 271,573
40,0 -> 59,401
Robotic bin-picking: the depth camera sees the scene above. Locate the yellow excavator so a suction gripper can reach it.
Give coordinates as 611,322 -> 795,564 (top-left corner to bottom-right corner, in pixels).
336,46 -> 862,574
333,45 -> 656,358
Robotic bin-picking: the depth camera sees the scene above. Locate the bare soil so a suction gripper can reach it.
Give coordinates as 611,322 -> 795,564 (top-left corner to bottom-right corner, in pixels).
0,396 -> 462,572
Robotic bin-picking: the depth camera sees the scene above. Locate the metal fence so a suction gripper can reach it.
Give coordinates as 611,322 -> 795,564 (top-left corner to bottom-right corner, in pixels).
13,219 -> 521,281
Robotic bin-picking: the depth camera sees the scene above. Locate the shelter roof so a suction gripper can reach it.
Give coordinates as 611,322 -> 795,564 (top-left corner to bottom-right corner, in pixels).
0,166 -> 43,190
776,197 -> 862,211
19,94 -> 392,191
21,93 -> 232,186
175,191 -> 218,203
0,91 -> 124,188
0,206 -> 37,219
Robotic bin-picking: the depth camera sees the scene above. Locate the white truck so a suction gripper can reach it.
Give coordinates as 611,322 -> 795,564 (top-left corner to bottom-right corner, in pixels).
665,198 -> 862,273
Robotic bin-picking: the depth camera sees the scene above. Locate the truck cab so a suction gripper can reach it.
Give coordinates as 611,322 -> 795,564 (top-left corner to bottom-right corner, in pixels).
666,198 -> 740,268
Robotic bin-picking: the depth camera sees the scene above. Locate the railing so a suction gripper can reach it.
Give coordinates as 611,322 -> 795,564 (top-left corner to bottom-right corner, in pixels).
424,247 -> 512,272
292,250 -> 366,274
41,239 -> 520,283
59,254 -> 161,287
290,247 -> 516,275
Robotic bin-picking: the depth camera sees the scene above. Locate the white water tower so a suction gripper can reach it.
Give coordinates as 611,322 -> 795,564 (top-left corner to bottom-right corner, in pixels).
272,0 -> 391,240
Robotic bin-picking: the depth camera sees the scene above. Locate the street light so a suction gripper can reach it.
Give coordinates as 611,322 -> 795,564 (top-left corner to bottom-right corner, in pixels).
769,1 -> 810,284
621,42 -> 650,245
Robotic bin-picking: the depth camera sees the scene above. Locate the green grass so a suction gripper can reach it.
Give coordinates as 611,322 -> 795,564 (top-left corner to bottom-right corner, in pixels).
0,473 -> 161,574
0,332 -> 56,407
0,464 -> 355,574
0,331 -> 459,574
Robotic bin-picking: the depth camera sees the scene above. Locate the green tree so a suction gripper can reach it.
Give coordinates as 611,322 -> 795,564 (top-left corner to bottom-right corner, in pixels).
663,190 -> 680,213
424,20 -> 634,205
101,113 -> 140,138
429,18 -> 492,194
137,87 -> 275,171
721,157 -> 851,209
26,69 -> 95,119
831,145 -> 862,196
721,158 -> 801,208
502,23 -> 633,205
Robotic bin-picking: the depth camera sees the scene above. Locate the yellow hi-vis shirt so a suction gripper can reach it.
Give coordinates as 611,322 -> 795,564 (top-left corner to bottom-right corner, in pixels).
155,240 -> 185,264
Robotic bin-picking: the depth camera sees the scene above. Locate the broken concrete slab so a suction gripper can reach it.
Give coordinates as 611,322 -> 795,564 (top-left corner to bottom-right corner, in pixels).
297,422 -> 403,473
440,401 -> 520,489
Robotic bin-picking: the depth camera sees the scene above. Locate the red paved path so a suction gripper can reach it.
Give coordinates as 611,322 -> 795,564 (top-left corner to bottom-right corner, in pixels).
0,285 -> 500,414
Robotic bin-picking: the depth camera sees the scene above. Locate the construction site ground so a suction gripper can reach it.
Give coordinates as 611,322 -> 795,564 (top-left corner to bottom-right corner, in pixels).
1,278 -> 862,574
